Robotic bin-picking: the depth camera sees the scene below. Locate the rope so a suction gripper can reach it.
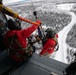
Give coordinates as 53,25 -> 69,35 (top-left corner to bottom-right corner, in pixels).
30,0 -> 44,39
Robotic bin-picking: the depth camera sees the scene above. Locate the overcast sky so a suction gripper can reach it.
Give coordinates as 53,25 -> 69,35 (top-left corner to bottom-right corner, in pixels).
3,0 -> 24,4
3,0 -> 42,4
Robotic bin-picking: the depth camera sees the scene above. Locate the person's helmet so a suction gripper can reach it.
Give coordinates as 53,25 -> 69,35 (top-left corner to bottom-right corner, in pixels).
45,28 -> 56,38
15,19 -> 21,28
7,19 -> 21,30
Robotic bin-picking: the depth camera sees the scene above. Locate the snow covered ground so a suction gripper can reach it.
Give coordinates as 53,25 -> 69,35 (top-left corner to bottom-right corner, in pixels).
50,3 -> 76,64
55,12 -> 76,63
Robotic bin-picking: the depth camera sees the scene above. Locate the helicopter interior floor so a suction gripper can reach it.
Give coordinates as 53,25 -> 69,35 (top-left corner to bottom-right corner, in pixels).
0,50 -> 68,75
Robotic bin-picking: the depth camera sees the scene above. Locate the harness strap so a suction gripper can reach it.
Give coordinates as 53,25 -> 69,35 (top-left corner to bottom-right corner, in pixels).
9,34 -> 25,50
52,37 -> 59,51
8,34 -> 33,59
52,37 -> 58,45
9,44 -> 33,59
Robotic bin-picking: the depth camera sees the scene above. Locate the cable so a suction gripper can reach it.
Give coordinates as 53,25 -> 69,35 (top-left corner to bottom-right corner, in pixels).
30,0 -> 45,39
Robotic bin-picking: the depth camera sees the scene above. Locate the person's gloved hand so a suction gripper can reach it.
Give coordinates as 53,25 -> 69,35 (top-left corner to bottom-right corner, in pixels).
55,34 -> 58,38
55,44 -> 59,51
35,35 -> 41,42
36,20 -> 41,26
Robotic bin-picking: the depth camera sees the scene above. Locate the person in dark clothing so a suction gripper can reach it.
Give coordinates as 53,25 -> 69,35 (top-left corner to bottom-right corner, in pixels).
4,19 -> 41,62
0,0 -> 2,4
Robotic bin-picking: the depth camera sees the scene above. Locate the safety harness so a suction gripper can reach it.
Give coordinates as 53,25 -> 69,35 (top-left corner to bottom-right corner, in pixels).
8,34 -> 33,59
52,37 -> 59,52
42,35 -> 59,52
